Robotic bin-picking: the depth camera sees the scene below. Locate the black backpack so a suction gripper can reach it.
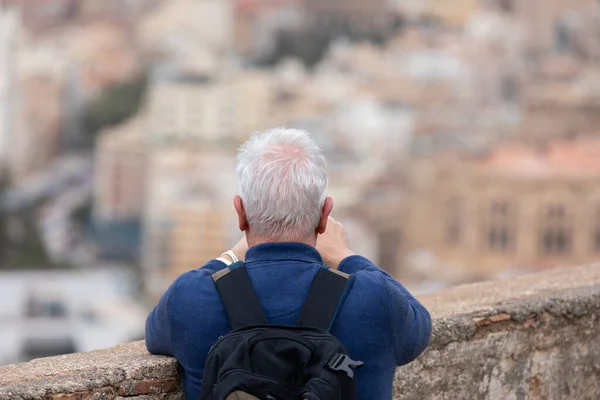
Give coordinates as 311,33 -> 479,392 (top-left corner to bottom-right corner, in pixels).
199,261 -> 364,400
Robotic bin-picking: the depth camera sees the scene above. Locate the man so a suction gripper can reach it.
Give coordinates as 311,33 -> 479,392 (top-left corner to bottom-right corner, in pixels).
146,128 -> 432,399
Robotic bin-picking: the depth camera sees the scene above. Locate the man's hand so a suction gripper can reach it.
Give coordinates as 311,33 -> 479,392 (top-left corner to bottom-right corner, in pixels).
316,217 -> 355,269
228,236 -> 249,262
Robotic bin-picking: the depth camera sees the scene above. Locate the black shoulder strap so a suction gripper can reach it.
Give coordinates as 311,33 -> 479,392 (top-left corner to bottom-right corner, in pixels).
295,267 -> 354,331
212,262 -> 268,330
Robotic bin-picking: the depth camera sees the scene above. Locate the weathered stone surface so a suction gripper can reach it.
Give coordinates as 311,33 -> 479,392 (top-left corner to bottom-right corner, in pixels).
0,264 -> 599,400
114,393 -> 183,400
0,342 -> 178,400
47,387 -> 116,400
117,378 -> 177,396
394,290 -> 600,399
418,263 -> 600,318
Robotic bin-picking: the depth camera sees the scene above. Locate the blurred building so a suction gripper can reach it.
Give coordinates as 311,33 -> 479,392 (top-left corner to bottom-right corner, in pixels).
0,0 -> 162,33
10,43 -> 66,183
166,199 -> 232,281
402,136 -> 600,284
422,0 -> 480,27
0,268 -> 146,366
0,0 -> 76,33
138,0 -> 234,57
233,0 -> 300,57
0,7 -> 20,172
91,58 -> 271,289
147,68 -> 273,145
92,117 -> 146,260
68,22 -> 141,96
300,0 -> 390,39
94,117 -> 147,221
75,0 -> 160,22
141,148 -> 238,299
521,67 -> 600,140
496,0 -> 598,55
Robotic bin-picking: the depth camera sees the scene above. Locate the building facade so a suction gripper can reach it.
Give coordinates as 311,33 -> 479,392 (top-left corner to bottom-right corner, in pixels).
403,136 -> 600,283
166,199 -> 233,282
93,117 -> 147,221
0,8 -> 19,172
141,147 -> 238,299
300,0 -> 390,38
147,69 -> 273,146
9,43 -> 67,183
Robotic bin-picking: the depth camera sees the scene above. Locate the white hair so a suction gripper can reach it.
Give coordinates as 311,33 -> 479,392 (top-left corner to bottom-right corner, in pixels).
237,128 -> 328,239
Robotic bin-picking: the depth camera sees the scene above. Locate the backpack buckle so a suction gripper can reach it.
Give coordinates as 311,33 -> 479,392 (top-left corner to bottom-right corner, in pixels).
327,353 -> 364,378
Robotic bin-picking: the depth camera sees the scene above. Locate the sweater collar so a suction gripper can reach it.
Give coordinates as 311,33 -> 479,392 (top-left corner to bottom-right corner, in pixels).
245,242 -> 323,264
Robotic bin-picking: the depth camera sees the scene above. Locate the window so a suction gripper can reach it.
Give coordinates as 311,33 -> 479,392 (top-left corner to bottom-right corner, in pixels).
26,296 -> 68,318
539,204 -> 572,256
444,197 -> 463,246
484,200 -> 516,252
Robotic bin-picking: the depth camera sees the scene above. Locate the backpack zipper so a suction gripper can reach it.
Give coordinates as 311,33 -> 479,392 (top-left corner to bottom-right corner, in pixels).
207,326 -> 352,356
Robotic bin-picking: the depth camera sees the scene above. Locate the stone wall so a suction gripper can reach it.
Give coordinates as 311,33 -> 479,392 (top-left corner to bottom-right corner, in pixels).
1,264 -> 599,400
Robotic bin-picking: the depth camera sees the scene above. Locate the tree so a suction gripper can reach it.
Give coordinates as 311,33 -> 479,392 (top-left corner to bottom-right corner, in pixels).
8,212 -> 55,269
82,72 -> 148,144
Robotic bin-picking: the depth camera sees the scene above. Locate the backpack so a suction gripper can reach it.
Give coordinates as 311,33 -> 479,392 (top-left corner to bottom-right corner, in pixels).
199,261 -> 364,400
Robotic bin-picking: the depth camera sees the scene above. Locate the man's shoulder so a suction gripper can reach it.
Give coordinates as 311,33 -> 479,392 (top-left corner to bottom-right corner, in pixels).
339,257 -> 396,306
343,275 -> 389,312
169,261 -> 224,299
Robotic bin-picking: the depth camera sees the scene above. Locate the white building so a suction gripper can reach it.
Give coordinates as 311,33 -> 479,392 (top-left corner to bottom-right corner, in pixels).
10,41 -> 67,183
0,269 -> 147,366
138,0 -> 234,56
147,69 -> 273,145
328,97 -> 414,163
0,8 -> 20,170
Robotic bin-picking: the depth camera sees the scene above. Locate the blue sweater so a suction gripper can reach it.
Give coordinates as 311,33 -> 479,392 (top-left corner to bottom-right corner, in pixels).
146,242 -> 432,399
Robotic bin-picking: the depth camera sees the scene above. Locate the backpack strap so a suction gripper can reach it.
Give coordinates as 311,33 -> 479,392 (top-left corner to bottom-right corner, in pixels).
295,267 -> 355,331
212,262 -> 268,330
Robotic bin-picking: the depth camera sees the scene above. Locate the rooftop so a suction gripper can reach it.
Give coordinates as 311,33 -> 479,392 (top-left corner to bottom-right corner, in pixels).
473,136 -> 600,178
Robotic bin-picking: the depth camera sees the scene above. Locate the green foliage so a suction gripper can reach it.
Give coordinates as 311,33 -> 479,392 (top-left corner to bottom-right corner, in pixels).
0,175 -> 60,270
82,73 -> 148,143
260,30 -> 331,68
6,214 -> 55,269
259,27 -> 389,68
72,201 -> 92,226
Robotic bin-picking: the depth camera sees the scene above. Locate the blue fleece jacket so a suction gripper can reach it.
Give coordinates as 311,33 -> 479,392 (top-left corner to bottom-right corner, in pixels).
146,242 -> 432,399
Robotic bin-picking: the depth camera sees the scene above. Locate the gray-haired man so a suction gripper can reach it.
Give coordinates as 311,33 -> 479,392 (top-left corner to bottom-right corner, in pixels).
146,128 -> 432,399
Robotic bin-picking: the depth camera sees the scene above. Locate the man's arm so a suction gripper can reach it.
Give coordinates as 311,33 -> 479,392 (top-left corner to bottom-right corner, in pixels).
338,255 -> 432,364
317,217 -> 432,365
145,279 -> 177,355
145,237 -> 249,355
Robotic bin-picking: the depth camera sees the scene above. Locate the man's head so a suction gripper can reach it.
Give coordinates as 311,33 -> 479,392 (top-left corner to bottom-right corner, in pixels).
234,128 -> 333,245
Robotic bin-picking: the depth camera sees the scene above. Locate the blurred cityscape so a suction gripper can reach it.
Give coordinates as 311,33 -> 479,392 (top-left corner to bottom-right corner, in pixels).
1,0 -> 600,364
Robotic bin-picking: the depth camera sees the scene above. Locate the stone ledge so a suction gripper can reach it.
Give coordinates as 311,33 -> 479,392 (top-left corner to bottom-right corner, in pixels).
0,342 -> 181,400
1,264 -> 599,400
415,263 -> 600,350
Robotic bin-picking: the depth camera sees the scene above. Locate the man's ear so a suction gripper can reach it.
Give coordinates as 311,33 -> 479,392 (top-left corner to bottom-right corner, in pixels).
234,195 -> 249,232
316,197 -> 334,234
